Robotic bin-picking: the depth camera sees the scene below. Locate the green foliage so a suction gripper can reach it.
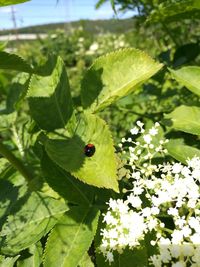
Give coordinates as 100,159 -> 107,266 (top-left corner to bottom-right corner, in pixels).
77,253 -> 94,267
0,255 -> 19,267
16,242 -> 43,267
44,112 -> 119,192
164,105 -> 200,136
148,0 -> 200,22
0,52 -> 33,73
166,139 -> 200,164
0,0 -> 29,7
0,0 -> 200,264
81,48 -> 163,112
28,56 -> 73,131
43,207 -> 100,267
0,192 -> 69,254
41,153 -> 95,205
169,66 -> 200,96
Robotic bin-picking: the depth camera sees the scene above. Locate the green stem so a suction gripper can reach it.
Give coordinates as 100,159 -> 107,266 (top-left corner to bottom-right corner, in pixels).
162,227 -> 173,234
0,142 -> 33,183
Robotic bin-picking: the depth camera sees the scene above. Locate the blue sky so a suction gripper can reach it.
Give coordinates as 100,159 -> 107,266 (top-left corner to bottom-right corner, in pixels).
0,0 -> 133,30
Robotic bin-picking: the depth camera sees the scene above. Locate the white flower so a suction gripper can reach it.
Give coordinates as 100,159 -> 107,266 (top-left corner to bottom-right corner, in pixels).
172,163 -> 183,174
175,217 -> 186,228
106,251 -> 114,263
149,255 -> 162,267
168,207 -> 179,216
181,166 -> 191,177
187,157 -> 200,169
171,230 -> 184,244
147,217 -> 158,230
182,226 -> 192,237
149,127 -> 158,136
188,217 -> 200,231
143,134 -> 152,144
130,126 -> 139,135
136,120 -> 144,128
89,42 -> 99,51
127,194 -> 142,208
182,243 -> 194,256
190,233 -> 200,244
103,211 -> 117,225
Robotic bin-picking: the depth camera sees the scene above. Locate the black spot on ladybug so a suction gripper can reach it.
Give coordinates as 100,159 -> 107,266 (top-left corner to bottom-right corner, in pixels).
84,144 -> 95,157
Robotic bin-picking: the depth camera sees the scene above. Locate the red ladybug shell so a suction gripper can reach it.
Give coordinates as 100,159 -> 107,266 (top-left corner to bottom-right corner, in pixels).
84,144 -> 95,157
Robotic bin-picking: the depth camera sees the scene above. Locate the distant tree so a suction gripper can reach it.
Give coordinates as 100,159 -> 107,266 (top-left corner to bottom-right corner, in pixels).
95,0 -> 165,18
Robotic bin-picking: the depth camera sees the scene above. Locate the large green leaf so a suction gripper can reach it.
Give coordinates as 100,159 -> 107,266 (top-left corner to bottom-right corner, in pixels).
81,48 -> 163,112
148,0 -> 200,22
41,153 -> 95,205
0,192 -> 69,254
43,207 -> 100,267
164,105 -> 200,135
44,112 -> 119,192
166,139 -> 200,164
0,0 -> 29,6
0,52 -> 33,73
169,67 -> 200,97
28,56 -> 73,131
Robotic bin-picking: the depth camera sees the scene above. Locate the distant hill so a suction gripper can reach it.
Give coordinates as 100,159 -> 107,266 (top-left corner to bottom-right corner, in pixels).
0,18 -> 135,36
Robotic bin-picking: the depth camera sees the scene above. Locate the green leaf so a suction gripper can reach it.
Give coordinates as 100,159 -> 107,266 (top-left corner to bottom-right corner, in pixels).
78,253 -> 94,267
95,0 -> 106,9
0,52 -> 33,73
17,242 -> 43,267
44,112 -> 119,192
0,255 -> 20,267
0,192 -> 69,254
148,0 -> 200,22
164,105 -> 200,135
81,48 -> 163,112
0,0 -> 29,6
169,66 -> 200,97
166,139 -> 200,164
41,153 -> 95,205
28,56 -> 73,131
43,207 -> 100,267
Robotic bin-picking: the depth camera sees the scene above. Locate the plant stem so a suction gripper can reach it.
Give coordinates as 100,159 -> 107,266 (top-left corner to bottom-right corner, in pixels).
0,142 -> 33,183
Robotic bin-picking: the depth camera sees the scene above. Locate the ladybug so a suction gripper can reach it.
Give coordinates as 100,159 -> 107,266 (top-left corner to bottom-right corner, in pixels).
84,144 -> 95,157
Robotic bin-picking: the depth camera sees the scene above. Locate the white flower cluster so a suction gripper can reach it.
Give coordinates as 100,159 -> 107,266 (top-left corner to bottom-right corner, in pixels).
100,121 -> 200,266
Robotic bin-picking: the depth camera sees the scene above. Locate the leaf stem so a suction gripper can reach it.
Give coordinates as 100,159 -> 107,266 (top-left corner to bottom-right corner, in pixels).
0,141 -> 33,183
